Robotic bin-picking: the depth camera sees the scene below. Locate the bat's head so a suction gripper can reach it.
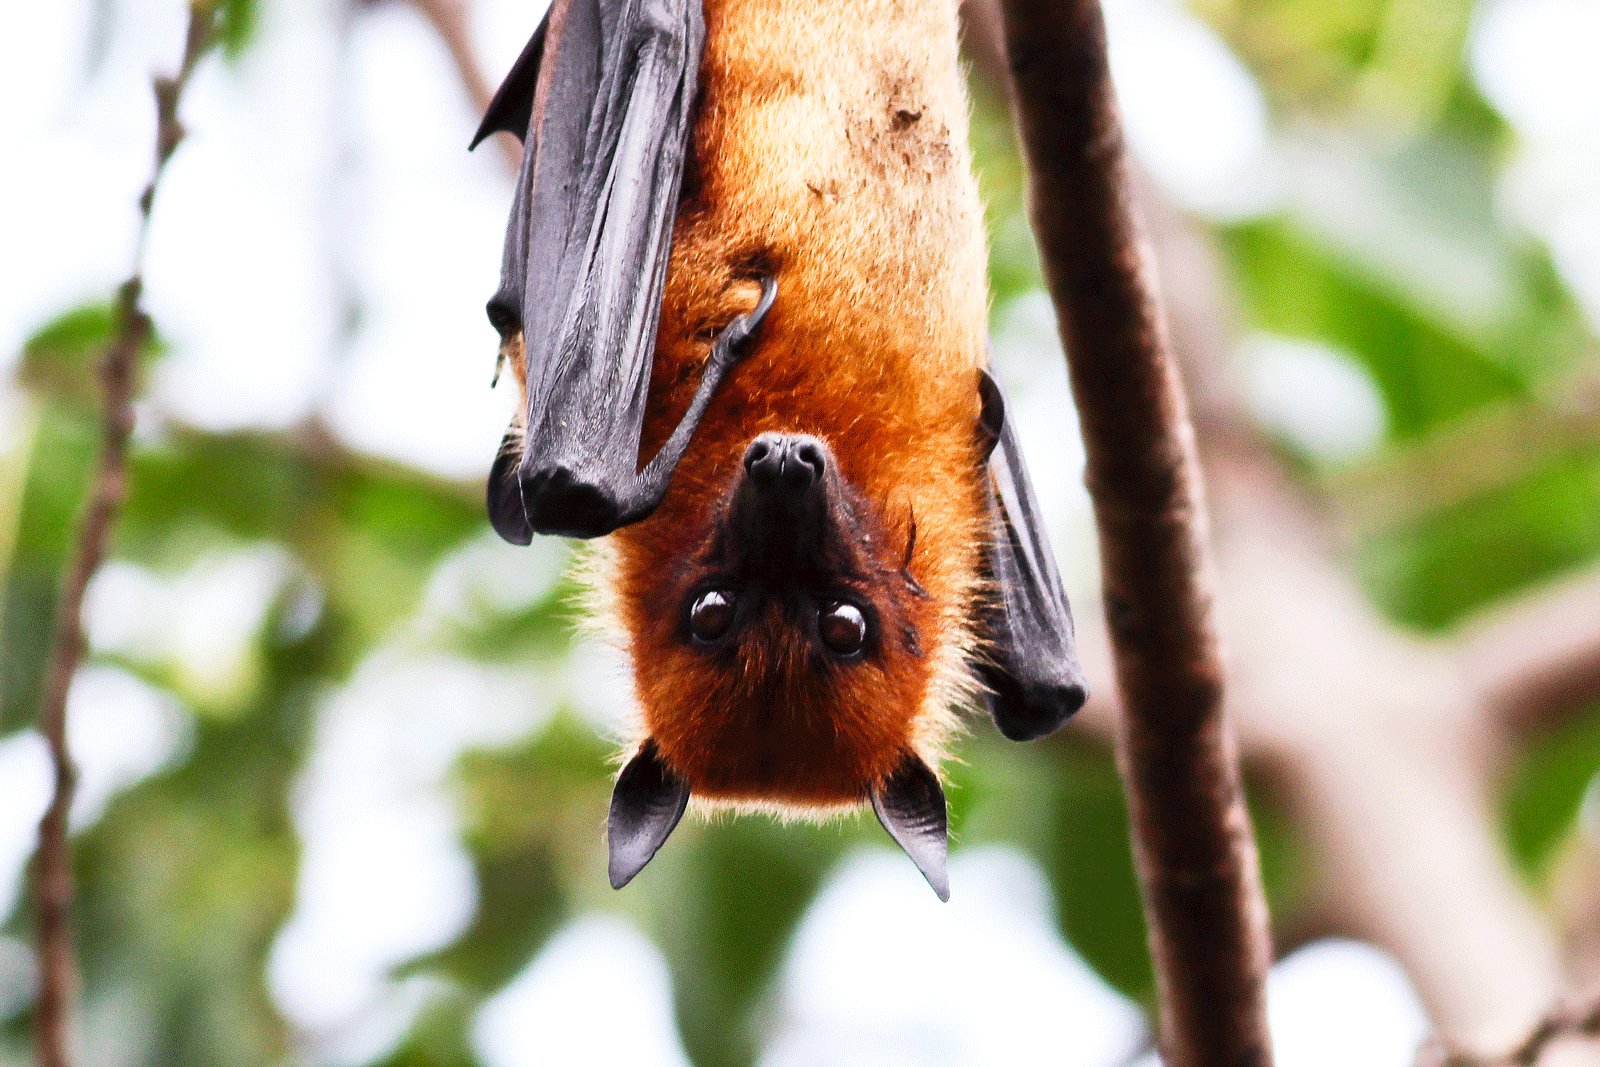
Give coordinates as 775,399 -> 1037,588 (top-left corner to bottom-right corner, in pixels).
610,432 -> 954,895
645,431 -> 941,800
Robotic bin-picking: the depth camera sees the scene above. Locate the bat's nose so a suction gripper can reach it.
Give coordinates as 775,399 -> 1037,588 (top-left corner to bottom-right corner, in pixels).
744,433 -> 827,492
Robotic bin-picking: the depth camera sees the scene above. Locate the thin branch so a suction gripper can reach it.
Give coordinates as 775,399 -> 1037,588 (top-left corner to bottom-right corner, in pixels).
31,8 -> 214,1066
1458,567 -> 1600,749
1418,994 -> 1600,1066
401,0 -> 522,175
994,2 -> 1275,1065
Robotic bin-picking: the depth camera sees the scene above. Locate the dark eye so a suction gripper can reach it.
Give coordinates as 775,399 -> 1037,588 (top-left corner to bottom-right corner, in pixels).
689,589 -> 736,643
818,601 -> 867,657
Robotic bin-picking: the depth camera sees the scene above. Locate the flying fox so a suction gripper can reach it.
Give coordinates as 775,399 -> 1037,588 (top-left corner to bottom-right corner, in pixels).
473,0 -> 1086,899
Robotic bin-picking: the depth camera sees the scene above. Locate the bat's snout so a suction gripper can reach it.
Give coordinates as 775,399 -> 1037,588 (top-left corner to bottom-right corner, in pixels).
728,433 -> 840,576
743,433 -> 827,494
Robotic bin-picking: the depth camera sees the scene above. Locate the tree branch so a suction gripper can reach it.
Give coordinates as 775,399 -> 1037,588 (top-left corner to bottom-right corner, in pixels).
400,0 -> 522,175
1418,993 -> 1600,1067
1120,153 -> 1600,1065
1459,568 -> 1600,749
994,2 -> 1276,1065
30,8 -> 213,1066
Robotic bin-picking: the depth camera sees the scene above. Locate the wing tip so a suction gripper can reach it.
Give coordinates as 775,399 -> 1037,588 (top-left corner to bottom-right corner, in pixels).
983,665 -> 1090,742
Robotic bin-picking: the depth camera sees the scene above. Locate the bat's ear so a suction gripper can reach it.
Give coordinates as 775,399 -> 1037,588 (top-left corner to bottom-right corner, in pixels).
871,752 -> 950,901
608,740 -> 691,889
487,428 -> 534,546
976,366 -> 1004,463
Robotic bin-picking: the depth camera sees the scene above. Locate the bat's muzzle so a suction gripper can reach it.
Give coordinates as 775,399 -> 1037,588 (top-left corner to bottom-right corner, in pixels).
729,433 -> 839,576
743,433 -> 826,491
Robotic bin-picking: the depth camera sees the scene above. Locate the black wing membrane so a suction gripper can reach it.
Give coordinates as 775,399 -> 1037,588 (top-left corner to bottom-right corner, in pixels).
976,370 -> 1089,741
476,0 -> 774,543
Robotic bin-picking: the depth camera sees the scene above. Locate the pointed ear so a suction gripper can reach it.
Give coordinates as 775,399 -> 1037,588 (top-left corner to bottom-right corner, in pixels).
871,752 -> 950,901
608,740 -> 690,889
976,366 -> 1005,463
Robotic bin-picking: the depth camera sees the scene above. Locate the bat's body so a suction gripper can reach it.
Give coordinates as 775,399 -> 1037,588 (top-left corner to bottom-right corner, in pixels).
620,0 -> 989,806
475,0 -> 1085,898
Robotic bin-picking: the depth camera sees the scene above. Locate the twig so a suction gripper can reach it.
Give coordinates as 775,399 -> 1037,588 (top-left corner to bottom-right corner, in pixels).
401,0 -> 522,174
31,8 -> 214,1066
1458,567 -> 1600,751
993,2 -> 1275,1065
1418,995 -> 1600,1066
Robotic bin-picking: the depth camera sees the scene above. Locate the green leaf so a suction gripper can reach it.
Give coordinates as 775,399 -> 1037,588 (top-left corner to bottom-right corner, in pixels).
215,0 -> 260,60
1360,454 -> 1600,628
1224,217 -> 1526,441
418,716 -> 613,992
650,815 -> 853,1067
19,303 -> 164,415
958,733 -> 1154,1003
0,410 -> 97,729
1503,710 -> 1600,878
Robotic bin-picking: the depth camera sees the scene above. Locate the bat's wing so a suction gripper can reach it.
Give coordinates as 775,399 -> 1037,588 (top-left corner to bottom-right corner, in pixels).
476,0 -> 775,543
975,371 -> 1090,741
469,18 -> 547,149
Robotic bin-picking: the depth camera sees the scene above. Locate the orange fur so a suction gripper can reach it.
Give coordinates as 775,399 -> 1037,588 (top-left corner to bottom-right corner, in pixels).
591,0 -> 991,809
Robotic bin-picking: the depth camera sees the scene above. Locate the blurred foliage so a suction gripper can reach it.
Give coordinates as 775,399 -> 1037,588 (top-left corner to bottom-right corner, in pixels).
215,0 -> 261,60
3,0 -> 1600,1065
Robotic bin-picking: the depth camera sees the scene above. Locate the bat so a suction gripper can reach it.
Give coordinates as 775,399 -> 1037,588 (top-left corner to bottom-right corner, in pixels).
473,0 -> 1087,900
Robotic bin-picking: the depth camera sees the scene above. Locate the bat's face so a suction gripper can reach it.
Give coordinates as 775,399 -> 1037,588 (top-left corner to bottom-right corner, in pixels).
633,432 -> 940,807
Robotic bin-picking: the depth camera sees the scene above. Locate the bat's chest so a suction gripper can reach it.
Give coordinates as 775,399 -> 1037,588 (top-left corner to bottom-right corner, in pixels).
643,1 -> 991,483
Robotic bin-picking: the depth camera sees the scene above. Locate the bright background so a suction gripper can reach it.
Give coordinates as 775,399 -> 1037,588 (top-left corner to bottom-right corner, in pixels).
2,0 -> 1598,1064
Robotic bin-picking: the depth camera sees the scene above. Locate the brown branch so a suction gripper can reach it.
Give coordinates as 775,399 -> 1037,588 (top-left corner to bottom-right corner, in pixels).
963,0 -> 1600,1054
30,8 -> 213,1067
1119,184 -> 1599,1057
1458,567 -> 1600,749
994,2 -> 1275,1065
1418,994 -> 1600,1066
402,0 -> 522,175
1130,166 -> 1600,1062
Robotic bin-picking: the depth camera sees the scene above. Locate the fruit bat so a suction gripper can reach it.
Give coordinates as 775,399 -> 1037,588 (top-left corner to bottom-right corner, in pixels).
472,0 -> 1086,900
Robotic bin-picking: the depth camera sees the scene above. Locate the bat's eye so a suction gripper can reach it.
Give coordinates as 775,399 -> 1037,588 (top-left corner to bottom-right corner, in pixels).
818,601 -> 867,657
689,589 -> 736,643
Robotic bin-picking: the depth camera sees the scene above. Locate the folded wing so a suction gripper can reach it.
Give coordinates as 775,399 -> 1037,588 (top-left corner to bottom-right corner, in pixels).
477,0 -> 772,542
976,370 -> 1090,741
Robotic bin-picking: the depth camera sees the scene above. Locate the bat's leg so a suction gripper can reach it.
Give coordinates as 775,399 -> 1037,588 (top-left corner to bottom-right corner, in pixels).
621,273 -> 779,522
